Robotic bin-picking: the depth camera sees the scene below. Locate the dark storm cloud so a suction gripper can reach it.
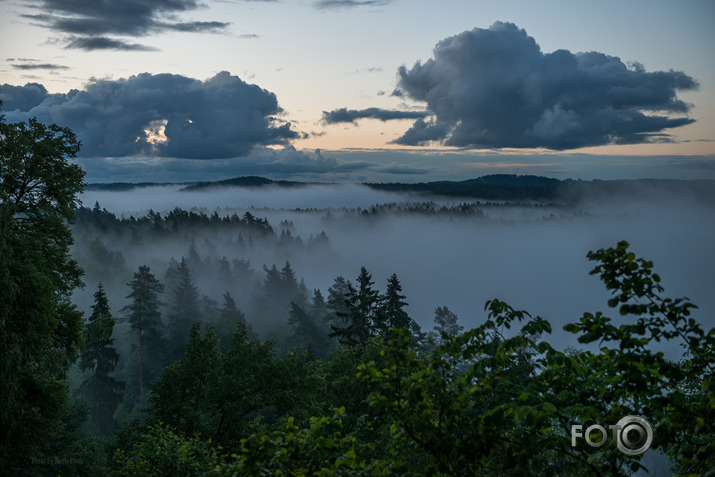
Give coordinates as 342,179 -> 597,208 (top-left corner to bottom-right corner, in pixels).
23,0 -> 229,50
315,0 -> 391,9
322,107 -> 431,124
393,22 -> 698,150
0,82 -> 51,111
2,72 -> 299,159
65,37 -> 158,51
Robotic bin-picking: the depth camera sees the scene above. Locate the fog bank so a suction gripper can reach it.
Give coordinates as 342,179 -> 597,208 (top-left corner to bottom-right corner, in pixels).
76,182 -> 715,358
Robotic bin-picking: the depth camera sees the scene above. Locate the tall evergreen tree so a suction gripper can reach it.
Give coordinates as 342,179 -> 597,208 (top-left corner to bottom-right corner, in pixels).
214,292 -> 250,349
287,300 -> 328,360
122,265 -> 164,401
330,267 -> 380,347
310,289 -> 330,324
262,264 -> 282,297
77,283 -> 124,435
200,295 -> 219,327
378,273 -> 412,336
325,276 -> 351,330
167,258 -> 200,360
279,261 -> 299,299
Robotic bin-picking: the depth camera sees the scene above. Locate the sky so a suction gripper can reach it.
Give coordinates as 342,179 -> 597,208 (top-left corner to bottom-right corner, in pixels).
1,0 -> 714,183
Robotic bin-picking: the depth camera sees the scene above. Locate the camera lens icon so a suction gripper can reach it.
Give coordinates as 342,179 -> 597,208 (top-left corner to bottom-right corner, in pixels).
614,416 -> 653,456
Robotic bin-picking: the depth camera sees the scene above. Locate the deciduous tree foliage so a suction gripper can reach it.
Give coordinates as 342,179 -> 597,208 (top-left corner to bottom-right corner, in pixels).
0,114 -> 86,472
148,323 -> 326,452
359,241 -> 715,476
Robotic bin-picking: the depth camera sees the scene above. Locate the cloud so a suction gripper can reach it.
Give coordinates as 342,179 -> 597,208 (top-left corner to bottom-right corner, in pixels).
315,0 -> 392,9
0,82 -> 50,111
393,22 -> 698,150
1,71 -> 299,159
22,0 -> 229,50
246,146 -> 375,174
75,146 -> 378,182
374,162 -> 432,175
65,36 -> 159,51
351,67 -> 383,74
10,62 -> 69,70
322,107 -> 431,124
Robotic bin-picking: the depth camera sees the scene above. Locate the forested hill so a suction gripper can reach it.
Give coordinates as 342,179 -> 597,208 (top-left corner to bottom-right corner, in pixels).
367,175 -> 715,202
366,174 -> 562,200
85,174 -> 715,203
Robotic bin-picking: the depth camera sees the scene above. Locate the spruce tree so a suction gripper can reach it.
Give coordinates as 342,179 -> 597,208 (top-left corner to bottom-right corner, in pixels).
77,283 -> 124,435
325,276 -> 351,337
330,267 -> 380,347
288,300 -> 328,360
167,258 -> 200,360
378,273 -> 412,336
214,292 -> 250,348
279,261 -> 299,299
122,265 -> 164,401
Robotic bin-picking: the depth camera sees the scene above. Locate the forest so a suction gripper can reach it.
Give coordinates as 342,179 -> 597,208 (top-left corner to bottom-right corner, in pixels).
1,117 -> 714,476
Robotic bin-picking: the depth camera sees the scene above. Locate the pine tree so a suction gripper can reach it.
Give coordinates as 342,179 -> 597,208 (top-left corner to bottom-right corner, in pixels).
77,283 -> 124,435
330,267 -> 380,347
122,265 -> 164,401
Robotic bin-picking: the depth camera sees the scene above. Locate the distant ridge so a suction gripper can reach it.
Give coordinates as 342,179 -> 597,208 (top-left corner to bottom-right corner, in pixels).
180,176 -> 309,191
366,174 -> 562,200
84,174 -> 715,203
84,182 -> 177,191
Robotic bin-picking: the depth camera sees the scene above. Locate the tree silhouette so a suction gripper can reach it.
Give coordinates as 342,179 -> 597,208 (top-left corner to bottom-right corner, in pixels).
77,283 -> 124,435
122,265 -> 164,401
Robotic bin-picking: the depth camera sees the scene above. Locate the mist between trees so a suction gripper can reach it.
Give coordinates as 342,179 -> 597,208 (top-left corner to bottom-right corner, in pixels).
74,182 -> 715,357
62,182 -> 715,476
3,112 -> 714,475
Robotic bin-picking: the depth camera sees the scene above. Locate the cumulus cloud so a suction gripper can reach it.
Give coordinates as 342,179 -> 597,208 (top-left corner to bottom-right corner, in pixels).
393,22 -> 698,150
0,82 -> 49,111
22,0 -> 229,50
1,71 -> 299,159
322,107 -> 431,124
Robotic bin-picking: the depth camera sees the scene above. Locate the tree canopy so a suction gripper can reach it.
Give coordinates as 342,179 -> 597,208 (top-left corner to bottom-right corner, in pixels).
0,115 -> 86,472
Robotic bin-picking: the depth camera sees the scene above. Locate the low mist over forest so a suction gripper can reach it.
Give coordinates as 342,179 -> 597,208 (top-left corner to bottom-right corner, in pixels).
75,175 -> 715,356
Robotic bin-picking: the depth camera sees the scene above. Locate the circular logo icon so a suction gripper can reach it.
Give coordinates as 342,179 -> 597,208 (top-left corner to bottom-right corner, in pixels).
615,416 -> 653,456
